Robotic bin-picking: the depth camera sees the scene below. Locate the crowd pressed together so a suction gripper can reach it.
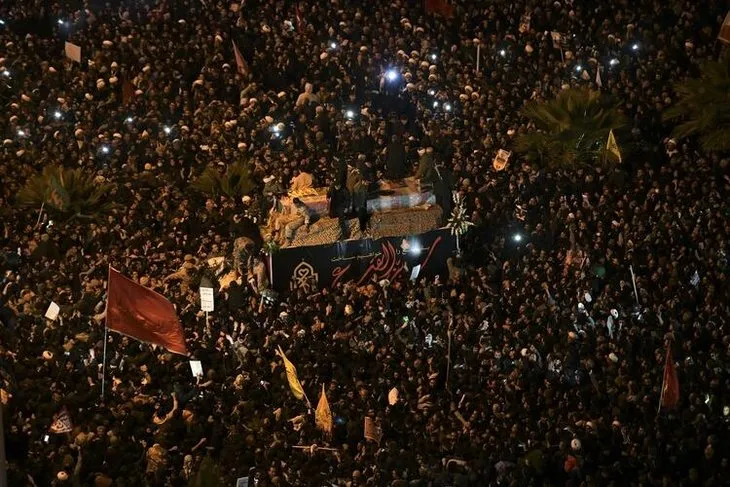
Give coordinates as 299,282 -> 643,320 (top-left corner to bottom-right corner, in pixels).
1,0 -> 730,485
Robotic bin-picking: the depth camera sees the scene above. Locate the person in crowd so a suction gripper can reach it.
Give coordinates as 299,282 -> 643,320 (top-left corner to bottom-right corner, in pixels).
0,0 -> 728,485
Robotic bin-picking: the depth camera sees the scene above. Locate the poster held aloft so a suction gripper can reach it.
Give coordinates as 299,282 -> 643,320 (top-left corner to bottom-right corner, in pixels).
189,360 -> 203,378
364,417 -> 382,443
200,287 -> 214,312
64,42 -> 81,63
492,149 -> 511,171
388,387 -> 399,405
45,301 -> 60,321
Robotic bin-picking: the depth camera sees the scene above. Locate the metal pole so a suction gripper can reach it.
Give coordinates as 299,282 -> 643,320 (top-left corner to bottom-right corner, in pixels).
476,44 -> 480,72
629,265 -> 640,305
0,398 -> 7,487
445,316 -> 453,390
101,326 -> 108,400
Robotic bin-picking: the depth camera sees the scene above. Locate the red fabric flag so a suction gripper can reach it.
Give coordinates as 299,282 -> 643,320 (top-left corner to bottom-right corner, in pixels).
232,40 -> 249,76
661,345 -> 680,409
106,266 -> 188,355
425,0 -> 454,18
122,79 -> 135,105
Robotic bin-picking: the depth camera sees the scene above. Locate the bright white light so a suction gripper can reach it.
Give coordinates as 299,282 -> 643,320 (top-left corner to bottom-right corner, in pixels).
58,19 -> 64,25
409,242 -> 422,255
330,41 -> 337,49
101,145 -> 110,154
17,130 -> 25,137
433,101 -> 439,108
2,70 -> 9,77
345,110 -> 354,119
632,44 -> 639,51
499,50 -> 506,57
0,19 -> 5,25
444,103 -> 452,112
610,58 -> 619,66
272,124 -> 281,133
513,234 -> 523,243
126,116 -> 134,123
163,126 -> 171,134
386,69 -> 398,82
53,111 -> 62,120
575,65 -> 582,72
430,54 -> 437,61
428,89 -> 435,96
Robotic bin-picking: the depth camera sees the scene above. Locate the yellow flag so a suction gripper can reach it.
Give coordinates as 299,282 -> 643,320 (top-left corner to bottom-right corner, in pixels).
315,384 -> 333,436
607,130 -> 622,162
276,346 -> 305,401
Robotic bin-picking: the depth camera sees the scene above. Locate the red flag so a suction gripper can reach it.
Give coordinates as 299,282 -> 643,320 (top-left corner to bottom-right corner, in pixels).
660,344 -> 679,409
106,266 -> 188,355
425,0 -> 454,18
232,40 -> 249,76
122,79 -> 135,105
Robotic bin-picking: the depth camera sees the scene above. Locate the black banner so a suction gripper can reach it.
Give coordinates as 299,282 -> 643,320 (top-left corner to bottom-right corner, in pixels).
271,229 -> 456,292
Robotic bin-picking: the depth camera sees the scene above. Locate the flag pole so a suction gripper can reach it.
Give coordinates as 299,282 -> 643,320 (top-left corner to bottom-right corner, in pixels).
35,201 -> 45,229
101,264 -> 111,401
445,314 -> 453,391
0,395 -> 7,487
101,325 -> 108,400
629,265 -> 640,305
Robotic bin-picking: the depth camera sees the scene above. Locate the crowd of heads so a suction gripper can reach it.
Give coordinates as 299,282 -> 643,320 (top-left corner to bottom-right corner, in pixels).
1,0 -> 730,485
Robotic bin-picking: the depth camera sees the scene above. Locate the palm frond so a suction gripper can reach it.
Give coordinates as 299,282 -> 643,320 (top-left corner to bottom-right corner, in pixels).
663,51 -> 730,153
192,160 -> 256,199
516,89 -> 626,169
17,166 -> 116,220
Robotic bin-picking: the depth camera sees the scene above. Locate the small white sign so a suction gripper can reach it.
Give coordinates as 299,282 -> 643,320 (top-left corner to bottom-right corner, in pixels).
189,360 -> 203,378
200,287 -> 214,312
235,477 -> 249,487
45,301 -> 60,321
410,265 -> 421,282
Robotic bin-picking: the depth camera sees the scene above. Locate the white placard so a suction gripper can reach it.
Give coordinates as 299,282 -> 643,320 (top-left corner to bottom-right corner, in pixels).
200,287 -> 214,312
64,42 -> 81,63
189,360 -> 203,378
45,301 -> 60,321
235,478 -> 249,487
410,265 -> 421,282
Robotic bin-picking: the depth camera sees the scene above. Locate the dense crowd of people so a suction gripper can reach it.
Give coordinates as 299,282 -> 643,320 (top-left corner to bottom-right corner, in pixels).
1,0 -> 730,485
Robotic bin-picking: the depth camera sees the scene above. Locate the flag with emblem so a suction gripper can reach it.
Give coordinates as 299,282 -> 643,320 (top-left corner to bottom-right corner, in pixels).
276,346 -> 306,402
606,130 -> 622,163
50,407 -> 73,434
315,384 -> 333,436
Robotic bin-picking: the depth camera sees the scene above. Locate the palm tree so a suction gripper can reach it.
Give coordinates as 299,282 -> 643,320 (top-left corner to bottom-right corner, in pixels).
191,160 -> 256,199
16,166 -> 117,221
515,89 -> 627,168
663,51 -> 730,152
188,456 -> 224,487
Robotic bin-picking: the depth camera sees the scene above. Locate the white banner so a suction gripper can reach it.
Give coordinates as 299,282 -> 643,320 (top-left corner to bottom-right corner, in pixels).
200,287 -> 214,312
